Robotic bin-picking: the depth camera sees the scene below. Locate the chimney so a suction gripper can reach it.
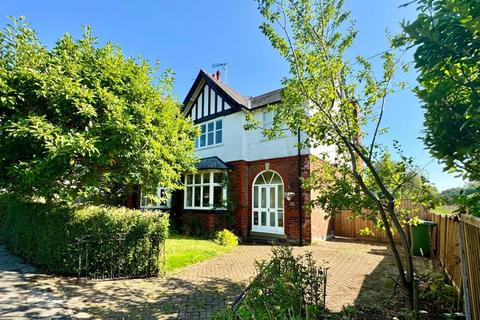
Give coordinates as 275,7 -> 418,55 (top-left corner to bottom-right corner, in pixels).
214,70 -> 221,81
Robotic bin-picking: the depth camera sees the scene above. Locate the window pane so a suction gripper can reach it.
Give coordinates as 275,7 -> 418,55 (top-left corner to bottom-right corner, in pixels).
263,172 -> 273,184
261,187 -> 266,208
261,212 -> 267,226
194,186 -> 201,207
213,186 -> 223,207
186,175 -> 193,185
203,172 -> 210,184
203,186 -> 210,207
201,124 -> 206,134
195,137 -> 199,148
214,172 -> 224,183
271,173 -> 282,184
186,187 -> 192,207
270,211 -> 275,227
277,210 -> 284,227
208,122 -> 214,132
277,185 -> 284,208
270,187 -> 275,208
253,212 -> 258,226
253,186 -> 258,208
215,130 -> 222,144
207,132 -> 214,145
200,134 -> 206,147
216,120 -> 222,130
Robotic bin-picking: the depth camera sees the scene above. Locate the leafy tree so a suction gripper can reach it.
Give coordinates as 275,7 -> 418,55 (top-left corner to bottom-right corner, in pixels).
256,0 -> 433,309
0,18 -> 197,204
400,0 -> 480,181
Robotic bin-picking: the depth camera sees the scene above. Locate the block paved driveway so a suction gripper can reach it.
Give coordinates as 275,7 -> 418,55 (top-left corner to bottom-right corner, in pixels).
1,239 -> 414,319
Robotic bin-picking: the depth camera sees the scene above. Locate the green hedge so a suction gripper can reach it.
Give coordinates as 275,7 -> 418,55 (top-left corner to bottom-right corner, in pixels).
0,195 -> 169,276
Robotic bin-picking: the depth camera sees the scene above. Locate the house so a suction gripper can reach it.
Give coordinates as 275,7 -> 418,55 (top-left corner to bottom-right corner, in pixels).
140,70 -> 335,244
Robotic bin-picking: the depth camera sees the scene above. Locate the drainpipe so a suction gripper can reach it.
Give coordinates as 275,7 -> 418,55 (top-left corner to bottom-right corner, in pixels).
297,127 -> 303,246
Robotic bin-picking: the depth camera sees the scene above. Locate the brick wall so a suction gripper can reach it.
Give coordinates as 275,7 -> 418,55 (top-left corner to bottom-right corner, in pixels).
229,155 -> 311,243
176,154 -> 332,244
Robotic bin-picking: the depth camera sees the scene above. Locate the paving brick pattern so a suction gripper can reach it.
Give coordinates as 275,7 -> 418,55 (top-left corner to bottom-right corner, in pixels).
1,239 -> 414,319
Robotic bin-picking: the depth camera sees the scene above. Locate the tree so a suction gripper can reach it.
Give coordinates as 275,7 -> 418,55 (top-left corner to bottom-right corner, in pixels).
0,18 -> 197,204
400,0 -> 480,181
256,0 -> 429,309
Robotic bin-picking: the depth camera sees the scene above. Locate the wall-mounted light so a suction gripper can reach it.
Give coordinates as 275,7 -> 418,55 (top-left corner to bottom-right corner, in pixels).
284,192 -> 295,201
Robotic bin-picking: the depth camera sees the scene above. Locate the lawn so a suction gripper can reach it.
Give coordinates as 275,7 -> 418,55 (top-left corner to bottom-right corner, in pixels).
165,234 -> 235,272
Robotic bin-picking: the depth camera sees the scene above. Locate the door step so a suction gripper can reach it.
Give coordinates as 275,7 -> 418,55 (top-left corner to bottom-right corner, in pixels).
247,231 -> 288,244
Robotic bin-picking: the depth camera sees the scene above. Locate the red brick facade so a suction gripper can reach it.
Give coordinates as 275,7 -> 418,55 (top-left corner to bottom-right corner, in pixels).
180,155 -> 332,244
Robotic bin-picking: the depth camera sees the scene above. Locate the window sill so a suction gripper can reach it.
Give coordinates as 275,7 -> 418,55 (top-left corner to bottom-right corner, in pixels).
184,207 -> 227,210
195,143 -> 224,151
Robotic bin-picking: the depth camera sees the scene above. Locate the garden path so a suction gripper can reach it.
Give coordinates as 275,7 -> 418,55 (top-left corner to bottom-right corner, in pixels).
0,245 -> 73,319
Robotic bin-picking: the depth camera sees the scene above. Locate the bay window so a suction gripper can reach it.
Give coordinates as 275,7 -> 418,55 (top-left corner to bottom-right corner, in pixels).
184,170 -> 227,209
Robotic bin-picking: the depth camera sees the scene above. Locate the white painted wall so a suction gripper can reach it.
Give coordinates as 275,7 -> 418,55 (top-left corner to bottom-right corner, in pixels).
194,108 -> 317,163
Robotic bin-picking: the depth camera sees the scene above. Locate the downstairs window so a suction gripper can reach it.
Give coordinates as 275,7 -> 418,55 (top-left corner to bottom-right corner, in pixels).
184,170 -> 227,209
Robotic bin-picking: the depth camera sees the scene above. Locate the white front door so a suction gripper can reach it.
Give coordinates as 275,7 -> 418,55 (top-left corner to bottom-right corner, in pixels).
252,171 -> 284,234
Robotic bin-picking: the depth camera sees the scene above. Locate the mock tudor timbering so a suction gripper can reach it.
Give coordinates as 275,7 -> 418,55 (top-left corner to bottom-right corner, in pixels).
140,69 -> 336,244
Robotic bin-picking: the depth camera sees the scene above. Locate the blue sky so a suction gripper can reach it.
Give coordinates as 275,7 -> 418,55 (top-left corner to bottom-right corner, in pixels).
0,0 -> 467,191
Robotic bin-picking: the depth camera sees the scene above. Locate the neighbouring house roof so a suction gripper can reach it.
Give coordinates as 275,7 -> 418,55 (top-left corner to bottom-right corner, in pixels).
250,88 -> 283,109
196,157 -> 231,170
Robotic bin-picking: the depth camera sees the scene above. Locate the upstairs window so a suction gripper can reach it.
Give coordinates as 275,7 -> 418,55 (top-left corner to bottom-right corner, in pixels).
195,119 -> 223,149
140,187 -> 171,209
263,111 -> 274,129
184,170 -> 227,209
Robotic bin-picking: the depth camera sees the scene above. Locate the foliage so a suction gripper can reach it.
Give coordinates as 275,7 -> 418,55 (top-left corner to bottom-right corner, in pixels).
417,265 -> 459,314
214,229 -> 239,247
399,0 -> 480,181
165,234 -> 234,272
0,194 -> 169,275
212,246 -> 326,320
438,182 -> 480,216
0,18 -> 197,204
255,0 -> 425,307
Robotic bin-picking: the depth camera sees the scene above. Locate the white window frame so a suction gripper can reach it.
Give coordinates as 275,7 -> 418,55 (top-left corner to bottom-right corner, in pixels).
262,110 -> 274,129
140,187 -> 171,209
184,170 -> 227,210
194,118 -> 223,149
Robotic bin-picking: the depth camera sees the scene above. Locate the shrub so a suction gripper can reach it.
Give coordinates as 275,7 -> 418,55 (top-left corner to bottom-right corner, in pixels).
212,246 -> 327,319
0,195 -> 169,276
214,229 -> 238,247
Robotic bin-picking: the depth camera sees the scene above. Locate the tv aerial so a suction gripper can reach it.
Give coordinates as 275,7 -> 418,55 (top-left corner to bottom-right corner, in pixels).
212,63 -> 228,83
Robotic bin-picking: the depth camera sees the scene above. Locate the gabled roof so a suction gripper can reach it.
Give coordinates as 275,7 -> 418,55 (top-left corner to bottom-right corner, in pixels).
196,157 -> 231,170
183,70 -> 283,114
203,72 -> 249,107
183,70 -> 248,116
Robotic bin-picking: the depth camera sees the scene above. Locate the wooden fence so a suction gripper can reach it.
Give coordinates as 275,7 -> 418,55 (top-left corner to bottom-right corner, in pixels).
334,199 -> 429,242
333,204 -> 480,319
429,212 -> 480,320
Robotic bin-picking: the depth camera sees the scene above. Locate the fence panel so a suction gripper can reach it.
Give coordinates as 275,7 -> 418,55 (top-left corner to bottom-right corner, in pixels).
461,215 -> 480,320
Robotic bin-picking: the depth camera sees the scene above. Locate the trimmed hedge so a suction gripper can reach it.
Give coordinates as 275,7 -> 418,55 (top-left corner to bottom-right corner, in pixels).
0,195 -> 169,276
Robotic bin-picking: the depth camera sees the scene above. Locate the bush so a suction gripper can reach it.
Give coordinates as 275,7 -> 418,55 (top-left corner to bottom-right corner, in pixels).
212,246 -> 327,319
0,195 -> 169,276
214,229 -> 238,247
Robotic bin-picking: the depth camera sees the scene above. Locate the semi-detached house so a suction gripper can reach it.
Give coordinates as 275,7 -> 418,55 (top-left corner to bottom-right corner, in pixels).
139,70 -> 335,244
